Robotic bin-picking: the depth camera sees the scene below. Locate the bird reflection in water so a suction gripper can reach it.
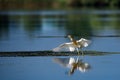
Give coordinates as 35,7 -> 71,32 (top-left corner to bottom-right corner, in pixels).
53,56 -> 91,75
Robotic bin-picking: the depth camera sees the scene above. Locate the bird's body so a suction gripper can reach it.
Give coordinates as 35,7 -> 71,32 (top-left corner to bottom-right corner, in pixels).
53,35 -> 91,52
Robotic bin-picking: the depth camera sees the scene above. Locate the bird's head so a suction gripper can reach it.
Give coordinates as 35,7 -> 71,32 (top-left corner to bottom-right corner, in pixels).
68,35 -> 72,38
67,35 -> 74,40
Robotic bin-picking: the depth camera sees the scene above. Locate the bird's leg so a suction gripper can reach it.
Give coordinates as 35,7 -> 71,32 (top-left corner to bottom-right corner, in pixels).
76,48 -> 84,59
76,48 -> 80,56
76,55 -> 80,63
80,48 -> 84,57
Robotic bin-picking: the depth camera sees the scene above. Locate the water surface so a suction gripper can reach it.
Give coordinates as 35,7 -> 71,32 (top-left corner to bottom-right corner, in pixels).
0,54 -> 120,80
1,8 -> 120,80
0,9 -> 120,52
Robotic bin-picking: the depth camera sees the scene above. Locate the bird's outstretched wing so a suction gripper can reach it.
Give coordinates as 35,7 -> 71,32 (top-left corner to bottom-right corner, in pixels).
53,42 -> 76,52
53,57 -> 75,68
53,58 -> 70,67
77,61 -> 91,72
77,38 -> 91,48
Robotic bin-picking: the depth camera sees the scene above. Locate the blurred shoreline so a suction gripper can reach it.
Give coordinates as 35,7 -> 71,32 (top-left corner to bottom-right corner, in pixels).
0,0 -> 120,11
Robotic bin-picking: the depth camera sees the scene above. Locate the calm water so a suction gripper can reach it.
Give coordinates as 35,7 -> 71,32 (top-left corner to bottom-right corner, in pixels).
0,55 -> 120,80
0,10 -> 120,80
0,10 -> 120,52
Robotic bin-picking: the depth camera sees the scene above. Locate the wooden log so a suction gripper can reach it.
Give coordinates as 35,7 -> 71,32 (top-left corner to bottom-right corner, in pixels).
0,51 -> 118,57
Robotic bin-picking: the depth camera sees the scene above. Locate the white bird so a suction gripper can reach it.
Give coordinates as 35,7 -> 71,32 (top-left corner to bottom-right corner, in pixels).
53,57 -> 91,75
53,35 -> 91,55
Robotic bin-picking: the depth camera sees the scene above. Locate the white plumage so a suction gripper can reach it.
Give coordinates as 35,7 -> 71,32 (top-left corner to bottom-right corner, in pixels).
53,38 -> 91,52
53,57 -> 91,75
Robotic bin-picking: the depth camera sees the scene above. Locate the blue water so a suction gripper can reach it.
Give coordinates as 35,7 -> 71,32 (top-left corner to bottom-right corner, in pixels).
0,54 -> 120,80
0,9 -> 120,80
0,10 -> 120,52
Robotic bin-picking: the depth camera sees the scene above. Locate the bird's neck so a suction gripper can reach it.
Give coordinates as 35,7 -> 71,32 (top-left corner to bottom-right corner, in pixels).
70,38 -> 74,41
69,37 -> 75,42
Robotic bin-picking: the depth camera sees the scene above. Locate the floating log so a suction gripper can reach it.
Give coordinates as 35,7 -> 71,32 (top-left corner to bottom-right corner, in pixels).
0,51 -> 119,57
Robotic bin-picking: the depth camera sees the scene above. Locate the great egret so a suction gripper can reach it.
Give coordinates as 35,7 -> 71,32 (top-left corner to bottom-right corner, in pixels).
53,35 -> 91,55
53,57 -> 91,75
